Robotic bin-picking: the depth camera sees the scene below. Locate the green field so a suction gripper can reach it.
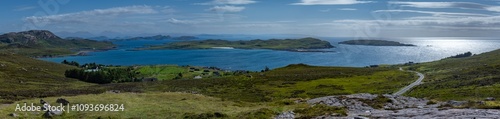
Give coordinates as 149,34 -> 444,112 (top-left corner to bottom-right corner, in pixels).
260,70 -> 415,99
136,65 -> 226,80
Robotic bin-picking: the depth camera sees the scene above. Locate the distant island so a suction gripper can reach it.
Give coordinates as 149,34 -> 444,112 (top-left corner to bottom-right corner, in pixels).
136,37 -> 334,52
339,40 -> 416,46
172,36 -> 199,40
111,35 -> 171,41
0,30 -> 115,57
111,35 -> 198,41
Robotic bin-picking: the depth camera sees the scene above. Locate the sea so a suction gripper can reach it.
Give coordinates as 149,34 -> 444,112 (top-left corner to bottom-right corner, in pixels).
40,37 -> 500,71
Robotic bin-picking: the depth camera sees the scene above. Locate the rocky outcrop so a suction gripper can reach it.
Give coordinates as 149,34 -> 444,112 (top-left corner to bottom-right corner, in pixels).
8,113 -> 18,117
284,93 -> 500,118
275,111 -> 295,119
40,98 -> 64,118
43,110 -> 63,118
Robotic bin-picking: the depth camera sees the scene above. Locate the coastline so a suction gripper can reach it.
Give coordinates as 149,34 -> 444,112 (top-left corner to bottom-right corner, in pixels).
34,47 -> 116,58
36,39 -> 500,71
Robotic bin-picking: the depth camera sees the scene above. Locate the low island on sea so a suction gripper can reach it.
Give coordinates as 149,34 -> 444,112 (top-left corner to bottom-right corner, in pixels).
339,40 -> 416,46
136,37 -> 335,52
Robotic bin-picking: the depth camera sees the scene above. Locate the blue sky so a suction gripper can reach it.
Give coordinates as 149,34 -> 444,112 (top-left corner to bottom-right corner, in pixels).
1,0 -> 500,37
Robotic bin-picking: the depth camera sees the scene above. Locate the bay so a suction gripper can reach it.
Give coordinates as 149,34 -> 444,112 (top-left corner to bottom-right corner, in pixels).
40,37 -> 500,71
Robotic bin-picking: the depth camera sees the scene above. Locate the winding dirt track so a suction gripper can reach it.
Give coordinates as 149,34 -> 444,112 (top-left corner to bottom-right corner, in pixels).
393,67 -> 425,96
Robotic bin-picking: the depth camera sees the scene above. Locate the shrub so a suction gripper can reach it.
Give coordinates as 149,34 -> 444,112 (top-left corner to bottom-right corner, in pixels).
183,112 -> 228,119
236,108 -> 277,119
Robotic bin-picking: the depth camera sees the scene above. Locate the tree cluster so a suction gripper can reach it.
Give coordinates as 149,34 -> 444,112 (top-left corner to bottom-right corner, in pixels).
61,60 -> 80,67
63,62 -> 140,84
448,52 -> 473,58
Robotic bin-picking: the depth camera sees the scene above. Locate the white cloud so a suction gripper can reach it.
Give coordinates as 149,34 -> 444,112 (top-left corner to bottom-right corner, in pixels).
159,6 -> 176,14
328,15 -> 500,29
167,18 -> 196,24
291,0 -> 373,5
338,8 -> 357,11
374,10 -> 492,17
389,2 -> 500,12
24,5 -> 159,24
196,0 -> 257,5
165,13 -> 245,25
486,6 -> 500,12
319,9 -> 331,12
13,6 -> 37,11
207,5 -> 245,12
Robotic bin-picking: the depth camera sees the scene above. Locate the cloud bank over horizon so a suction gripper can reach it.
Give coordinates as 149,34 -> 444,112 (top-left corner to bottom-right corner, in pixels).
2,0 -> 500,37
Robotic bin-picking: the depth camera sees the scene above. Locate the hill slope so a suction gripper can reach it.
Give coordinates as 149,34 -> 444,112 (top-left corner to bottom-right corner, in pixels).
0,53 -> 104,103
405,49 -> 500,100
0,30 -> 115,56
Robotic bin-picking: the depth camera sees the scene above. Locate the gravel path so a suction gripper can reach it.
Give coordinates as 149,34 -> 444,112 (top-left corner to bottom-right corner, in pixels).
393,67 -> 425,95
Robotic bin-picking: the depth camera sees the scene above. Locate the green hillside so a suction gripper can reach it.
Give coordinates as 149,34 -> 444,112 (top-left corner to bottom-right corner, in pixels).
0,30 -> 115,57
0,53 -> 129,103
405,49 -> 500,101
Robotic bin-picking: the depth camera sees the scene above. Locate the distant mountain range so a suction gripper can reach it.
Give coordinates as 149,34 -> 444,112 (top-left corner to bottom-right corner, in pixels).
54,31 -> 307,41
110,35 -> 172,41
55,31 -> 125,38
109,35 -> 198,41
0,30 -> 115,57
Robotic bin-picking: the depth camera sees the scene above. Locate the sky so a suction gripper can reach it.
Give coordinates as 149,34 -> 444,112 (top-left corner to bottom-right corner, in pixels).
1,0 -> 500,37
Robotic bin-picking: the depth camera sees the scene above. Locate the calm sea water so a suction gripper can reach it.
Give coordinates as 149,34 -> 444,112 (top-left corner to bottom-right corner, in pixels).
40,37 -> 500,71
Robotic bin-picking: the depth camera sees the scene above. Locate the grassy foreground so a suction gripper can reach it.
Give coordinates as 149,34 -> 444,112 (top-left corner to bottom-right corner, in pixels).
0,92 -> 346,119
0,92 -> 262,118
